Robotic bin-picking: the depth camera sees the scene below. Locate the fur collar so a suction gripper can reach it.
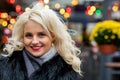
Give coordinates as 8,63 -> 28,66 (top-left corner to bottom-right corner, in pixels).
0,50 -> 78,80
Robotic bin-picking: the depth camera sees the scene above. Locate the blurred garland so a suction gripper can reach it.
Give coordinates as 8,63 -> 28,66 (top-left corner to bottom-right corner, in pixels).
0,25 -> 8,52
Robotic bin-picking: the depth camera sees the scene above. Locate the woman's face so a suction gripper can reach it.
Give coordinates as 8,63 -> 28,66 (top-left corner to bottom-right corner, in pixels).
23,20 -> 53,57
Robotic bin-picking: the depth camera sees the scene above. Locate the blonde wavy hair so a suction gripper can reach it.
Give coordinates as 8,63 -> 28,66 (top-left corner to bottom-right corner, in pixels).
3,3 -> 81,74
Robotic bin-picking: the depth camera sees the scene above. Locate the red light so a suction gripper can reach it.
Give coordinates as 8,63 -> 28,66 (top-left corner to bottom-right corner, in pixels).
0,12 -> 1,18
15,5 -> 21,12
10,0 -> 15,4
86,6 -> 91,15
85,10 -> 88,15
7,0 -> 15,4
86,6 -> 91,10
66,7 -> 72,13
18,11 -> 23,15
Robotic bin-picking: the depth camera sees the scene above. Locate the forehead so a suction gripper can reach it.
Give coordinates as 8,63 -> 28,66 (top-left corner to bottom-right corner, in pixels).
24,20 -> 44,32
23,20 -> 52,37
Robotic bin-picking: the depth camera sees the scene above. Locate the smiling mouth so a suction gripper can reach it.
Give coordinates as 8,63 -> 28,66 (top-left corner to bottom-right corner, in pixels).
31,46 -> 42,51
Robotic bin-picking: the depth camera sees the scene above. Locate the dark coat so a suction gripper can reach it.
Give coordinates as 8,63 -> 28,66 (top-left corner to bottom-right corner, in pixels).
0,51 -> 79,80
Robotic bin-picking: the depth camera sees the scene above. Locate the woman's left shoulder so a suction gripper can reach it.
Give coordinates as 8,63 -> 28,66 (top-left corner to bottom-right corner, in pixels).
46,55 -> 79,79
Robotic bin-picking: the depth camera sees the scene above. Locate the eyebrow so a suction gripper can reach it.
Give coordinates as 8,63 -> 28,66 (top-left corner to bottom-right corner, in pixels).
24,30 -> 47,33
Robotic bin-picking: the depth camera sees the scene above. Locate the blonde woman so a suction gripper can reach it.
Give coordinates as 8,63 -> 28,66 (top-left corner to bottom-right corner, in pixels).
0,3 -> 81,80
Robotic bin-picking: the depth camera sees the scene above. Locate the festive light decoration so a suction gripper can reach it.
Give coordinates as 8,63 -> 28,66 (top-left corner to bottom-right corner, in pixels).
85,4 -> 102,17
112,2 -> 119,12
25,7 -> 31,12
59,8 -> 65,15
71,0 -> 78,6
95,9 -> 102,15
0,19 -> 4,24
54,3 -> 61,9
2,21 -> 8,27
15,5 -> 21,12
64,12 -> 70,18
44,0 -> 49,4
8,24 -> 13,30
1,13 -> 8,19
112,5 -> 119,12
4,28 -> 12,36
66,6 -> 72,14
0,12 -> 1,18
6,0 -> 15,4
10,18 -> 16,24
9,0 -> 15,4
91,6 -> 96,12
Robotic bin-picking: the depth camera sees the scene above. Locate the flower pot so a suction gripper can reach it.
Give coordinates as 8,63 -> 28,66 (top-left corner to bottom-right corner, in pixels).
99,44 -> 117,54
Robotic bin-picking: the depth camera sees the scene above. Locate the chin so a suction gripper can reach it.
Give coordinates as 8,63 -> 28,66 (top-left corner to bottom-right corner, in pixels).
31,53 -> 43,57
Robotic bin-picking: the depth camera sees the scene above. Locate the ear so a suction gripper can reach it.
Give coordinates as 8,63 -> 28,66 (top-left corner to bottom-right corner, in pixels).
50,32 -> 55,42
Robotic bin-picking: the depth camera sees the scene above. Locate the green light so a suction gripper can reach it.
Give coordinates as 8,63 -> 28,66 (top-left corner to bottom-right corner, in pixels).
95,9 -> 102,15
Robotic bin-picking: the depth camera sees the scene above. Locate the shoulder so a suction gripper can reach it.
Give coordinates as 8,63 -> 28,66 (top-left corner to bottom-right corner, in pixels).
0,50 -> 23,61
45,54 -> 71,68
43,54 -> 78,80
0,54 -> 8,62
0,50 -> 24,70
47,54 -> 74,71
0,50 -> 26,80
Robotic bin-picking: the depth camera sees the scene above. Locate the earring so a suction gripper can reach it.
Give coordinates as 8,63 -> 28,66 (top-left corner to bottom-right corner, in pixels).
52,43 -> 54,47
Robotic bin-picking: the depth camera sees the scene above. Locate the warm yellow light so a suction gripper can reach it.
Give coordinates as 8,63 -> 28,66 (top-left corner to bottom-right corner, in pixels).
54,3 -> 61,9
10,18 -> 16,24
112,5 -> 119,12
64,12 -> 70,18
90,6 -> 96,12
8,24 -> 13,30
1,13 -> 8,19
25,7 -> 31,12
2,21 -> 8,27
59,8 -> 65,15
71,0 -> 78,6
44,0 -> 49,4
0,19 -> 4,24
88,10 -> 94,16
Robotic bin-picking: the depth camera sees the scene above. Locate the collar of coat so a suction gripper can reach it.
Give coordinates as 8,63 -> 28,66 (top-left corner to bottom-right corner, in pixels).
0,50 -> 78,80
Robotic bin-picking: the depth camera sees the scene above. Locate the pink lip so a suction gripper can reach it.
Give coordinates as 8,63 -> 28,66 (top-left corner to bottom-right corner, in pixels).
31,46 -> 41,51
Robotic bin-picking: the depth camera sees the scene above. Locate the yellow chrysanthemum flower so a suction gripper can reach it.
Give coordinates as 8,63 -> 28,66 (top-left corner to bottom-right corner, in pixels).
104,35 -> 108,39
111,35 -> 115,39
89,20 -> 120,47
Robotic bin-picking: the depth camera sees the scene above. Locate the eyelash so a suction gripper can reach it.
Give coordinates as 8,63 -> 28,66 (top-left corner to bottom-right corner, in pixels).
38,33 -> 46,36
25,33 -> 46,38
25,34 -> 32,37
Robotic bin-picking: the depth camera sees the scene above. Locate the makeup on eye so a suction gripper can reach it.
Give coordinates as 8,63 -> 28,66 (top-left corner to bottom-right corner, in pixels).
24,32 -> 47,38
38,32 -> 47,37
25,33 -> 32,38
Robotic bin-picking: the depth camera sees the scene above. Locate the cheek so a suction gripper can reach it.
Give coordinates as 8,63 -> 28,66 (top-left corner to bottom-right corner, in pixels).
43,38 -> 52,46
23,38 -> 30,46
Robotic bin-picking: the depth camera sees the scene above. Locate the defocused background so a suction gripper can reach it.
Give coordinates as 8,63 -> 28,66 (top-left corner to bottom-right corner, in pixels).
0,0 -> 120,80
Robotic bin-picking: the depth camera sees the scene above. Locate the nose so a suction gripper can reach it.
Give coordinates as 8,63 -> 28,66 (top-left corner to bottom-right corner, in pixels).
32,36 -> 39,45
